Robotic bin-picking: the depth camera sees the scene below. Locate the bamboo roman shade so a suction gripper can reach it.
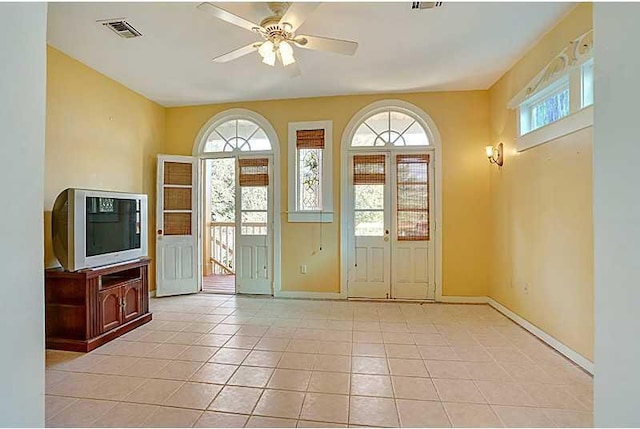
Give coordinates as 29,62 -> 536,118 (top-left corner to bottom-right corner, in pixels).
296,129 -> 325,149
164,162 -> 192,186
238,158 -> 269,186
396,154 -> 430,241
163,160 -> 193,236
353,154 -> 386,185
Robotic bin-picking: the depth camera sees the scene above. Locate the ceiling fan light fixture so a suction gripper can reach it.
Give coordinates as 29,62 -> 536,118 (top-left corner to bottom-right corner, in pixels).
262,51 -> 276,66
279,40 -> 296,66
258,40 -> 274,58
258,40 -> 276,66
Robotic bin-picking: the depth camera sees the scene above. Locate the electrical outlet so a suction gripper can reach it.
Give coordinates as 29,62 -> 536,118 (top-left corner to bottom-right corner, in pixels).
300,264 -> 307,274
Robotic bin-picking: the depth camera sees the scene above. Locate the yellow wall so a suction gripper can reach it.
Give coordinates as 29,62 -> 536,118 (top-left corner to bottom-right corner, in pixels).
488,3 -> 594,360
165,92 -> 492,296
44,46 -> 165,290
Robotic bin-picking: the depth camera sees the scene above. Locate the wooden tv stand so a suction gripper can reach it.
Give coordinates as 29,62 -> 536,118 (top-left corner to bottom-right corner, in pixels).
45,259 -> 152,352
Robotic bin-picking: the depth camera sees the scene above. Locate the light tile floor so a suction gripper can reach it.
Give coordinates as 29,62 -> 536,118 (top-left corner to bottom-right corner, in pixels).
45,294 -> 593,428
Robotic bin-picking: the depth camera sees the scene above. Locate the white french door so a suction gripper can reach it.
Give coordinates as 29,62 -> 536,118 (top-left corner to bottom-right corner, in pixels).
156,155 -> 199,297
348,153 -> 391,298
391,153 -> 434,300
235,157 -> 273,294
347,151 -> 435,300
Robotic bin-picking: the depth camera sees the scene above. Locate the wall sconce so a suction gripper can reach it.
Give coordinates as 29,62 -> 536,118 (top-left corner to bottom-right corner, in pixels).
485,142 -> 504,167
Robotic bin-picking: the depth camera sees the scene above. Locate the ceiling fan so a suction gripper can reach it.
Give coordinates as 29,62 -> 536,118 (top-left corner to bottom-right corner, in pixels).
197,2 -> 358,68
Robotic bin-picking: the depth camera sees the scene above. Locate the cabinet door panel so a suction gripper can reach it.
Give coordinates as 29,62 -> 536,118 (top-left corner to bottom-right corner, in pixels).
122,281 -> 142,323
98,288 -> 121,332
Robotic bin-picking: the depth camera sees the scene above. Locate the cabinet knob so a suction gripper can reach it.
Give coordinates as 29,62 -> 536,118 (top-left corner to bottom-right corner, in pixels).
157,229 -> 163,235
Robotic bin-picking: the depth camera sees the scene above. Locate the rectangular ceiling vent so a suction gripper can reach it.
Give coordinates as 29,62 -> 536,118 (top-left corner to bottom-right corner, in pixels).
98,19 -> 142,39
411,2 -> 444,10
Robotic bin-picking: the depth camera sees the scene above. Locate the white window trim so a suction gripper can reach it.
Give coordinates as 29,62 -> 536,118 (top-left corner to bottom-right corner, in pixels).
509,30 -> 593,152
517,105 -> 593,152
287,120 -> 333,223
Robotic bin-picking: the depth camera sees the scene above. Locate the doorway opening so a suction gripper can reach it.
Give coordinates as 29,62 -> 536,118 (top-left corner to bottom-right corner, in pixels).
200,155 -> 274,296
156,110 -> 280,298
203,158 -> 236,294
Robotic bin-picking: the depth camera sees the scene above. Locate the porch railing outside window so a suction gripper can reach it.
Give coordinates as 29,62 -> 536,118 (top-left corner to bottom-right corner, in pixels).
209,221 -> 267,274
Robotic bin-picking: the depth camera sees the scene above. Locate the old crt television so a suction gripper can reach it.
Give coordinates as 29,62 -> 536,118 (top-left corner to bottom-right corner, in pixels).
52,188 -> 148,271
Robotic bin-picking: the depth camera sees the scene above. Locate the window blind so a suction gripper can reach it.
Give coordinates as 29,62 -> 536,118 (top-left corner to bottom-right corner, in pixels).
353,154 -> 386,185
296,129 -> 325,149
396,154 -> 430,241
238,158 -> 269,187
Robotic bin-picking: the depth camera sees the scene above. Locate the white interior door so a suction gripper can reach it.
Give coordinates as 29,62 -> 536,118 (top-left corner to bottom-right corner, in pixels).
348,153 -> 391,298
235,157 -> 272,294
156,155 -> 199,297
391,153 -> 434,300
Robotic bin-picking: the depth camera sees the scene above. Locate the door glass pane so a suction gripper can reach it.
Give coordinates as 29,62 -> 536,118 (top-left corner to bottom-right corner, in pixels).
397,211 -> 429,240
355,184 -> 384,210
241,186 -> 267,210
396,154 -> 430,241
397,161 -> 428,182
397,184 -> 429,209
241,211 -> 267,235
355,211 -> 384,236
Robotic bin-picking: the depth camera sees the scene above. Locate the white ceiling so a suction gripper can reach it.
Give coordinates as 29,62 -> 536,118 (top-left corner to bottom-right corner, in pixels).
47,2 -> 572,107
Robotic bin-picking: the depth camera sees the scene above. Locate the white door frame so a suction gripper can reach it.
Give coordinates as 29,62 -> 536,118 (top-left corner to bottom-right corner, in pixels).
192,109 -> 281,296
340,100 -> 443,301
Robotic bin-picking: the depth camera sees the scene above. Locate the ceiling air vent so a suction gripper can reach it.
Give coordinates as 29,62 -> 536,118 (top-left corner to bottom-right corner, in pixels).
98,19 -> 142,39
411,2 -> 443,10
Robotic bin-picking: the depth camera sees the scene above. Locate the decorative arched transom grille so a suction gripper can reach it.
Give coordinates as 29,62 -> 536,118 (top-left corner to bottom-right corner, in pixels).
351,110 -> 429,147
204,119 -> 272,153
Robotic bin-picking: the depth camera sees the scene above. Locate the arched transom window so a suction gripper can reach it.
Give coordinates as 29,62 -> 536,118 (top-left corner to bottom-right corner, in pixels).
351,110 -> 429,147
204,119 -> 272,153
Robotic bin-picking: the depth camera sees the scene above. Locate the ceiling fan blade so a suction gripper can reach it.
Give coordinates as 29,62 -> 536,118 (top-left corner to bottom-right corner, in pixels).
279,2 -> 321,32
212,43 -> 260,63
197,2 -> 263,33
294,35 -> 358,56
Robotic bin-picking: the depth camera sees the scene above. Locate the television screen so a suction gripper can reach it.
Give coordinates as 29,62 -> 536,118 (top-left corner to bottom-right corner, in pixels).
86,197 -> 141,257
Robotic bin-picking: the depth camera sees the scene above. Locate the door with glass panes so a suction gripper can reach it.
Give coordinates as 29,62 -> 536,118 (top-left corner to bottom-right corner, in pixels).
348,151 -> 434,300
235,157 -> 273,294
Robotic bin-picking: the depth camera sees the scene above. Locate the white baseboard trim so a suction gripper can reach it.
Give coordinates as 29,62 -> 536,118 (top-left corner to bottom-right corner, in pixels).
487,297 -> 594,374
438,295 -> 489,304
274,290 -> 343,300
